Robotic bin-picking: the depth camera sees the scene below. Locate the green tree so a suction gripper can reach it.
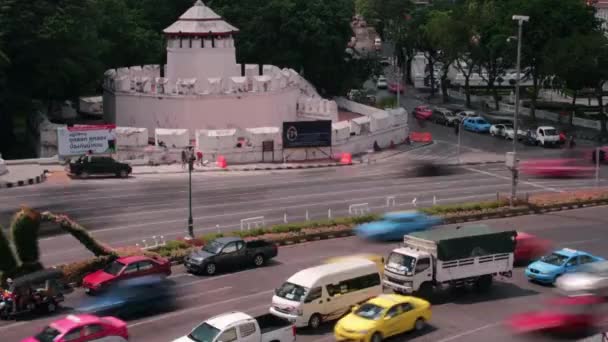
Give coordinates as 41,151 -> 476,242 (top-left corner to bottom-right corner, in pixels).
509,0 -> 599,120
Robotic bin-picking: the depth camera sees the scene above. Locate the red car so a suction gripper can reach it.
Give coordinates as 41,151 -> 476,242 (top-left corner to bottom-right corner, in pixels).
508,295 -> 606,335
519,158 -> 595,178
22,314 -> 128,342
388,82 -> 404,94
82,256 -> 171,294
514,232 -> 551,265
414,105 -> 433,120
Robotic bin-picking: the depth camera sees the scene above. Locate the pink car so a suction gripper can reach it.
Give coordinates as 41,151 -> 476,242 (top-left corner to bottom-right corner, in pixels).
514,232 -> 551,265
414,105 -> 432,120
23,314 -> 128,342
519,158 -> 594,178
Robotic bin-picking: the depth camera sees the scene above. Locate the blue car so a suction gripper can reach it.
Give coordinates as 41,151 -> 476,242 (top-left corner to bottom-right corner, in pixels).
463,117 -> 492,133
354,211 -> 442,241
525,248 -> 605,285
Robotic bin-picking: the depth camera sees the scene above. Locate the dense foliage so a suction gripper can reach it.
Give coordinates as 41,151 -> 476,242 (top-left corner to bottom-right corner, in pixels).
0,0 -> 356,157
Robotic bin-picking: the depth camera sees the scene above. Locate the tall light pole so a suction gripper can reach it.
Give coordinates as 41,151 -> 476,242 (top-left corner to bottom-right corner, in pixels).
186,146 -> 195,239
510,14 -> 529,206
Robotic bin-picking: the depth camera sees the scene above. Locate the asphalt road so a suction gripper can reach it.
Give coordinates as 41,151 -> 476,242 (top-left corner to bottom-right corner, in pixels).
2,205 -> 607,342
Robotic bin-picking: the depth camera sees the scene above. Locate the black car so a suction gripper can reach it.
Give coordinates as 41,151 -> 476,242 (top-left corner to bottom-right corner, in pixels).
184,237 -> 278,275
67,156 -> 132,178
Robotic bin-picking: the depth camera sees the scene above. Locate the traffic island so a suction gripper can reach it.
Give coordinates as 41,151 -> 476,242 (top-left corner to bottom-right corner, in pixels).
0,164 -> 48,189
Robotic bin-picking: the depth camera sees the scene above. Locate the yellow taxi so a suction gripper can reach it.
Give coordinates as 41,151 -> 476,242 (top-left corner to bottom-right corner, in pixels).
324,254 -> 385,277
334,294 -> 431,342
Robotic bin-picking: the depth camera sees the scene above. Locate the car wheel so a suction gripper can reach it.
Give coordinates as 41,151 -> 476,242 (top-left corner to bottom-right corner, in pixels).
491,131 -> 495,137
414,318 -> 426,331
118,170 -> 128,178
253,254 -> 265,267
308,313 -> 322,329
371,332 -> 383,342
47,301 -> 57,313
204,263 -> 217,276
81,171 -> 89,179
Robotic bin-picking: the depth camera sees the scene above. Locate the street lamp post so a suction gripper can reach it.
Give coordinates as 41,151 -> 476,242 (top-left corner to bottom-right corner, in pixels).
510,14 -> 529,206
186,147 -> 195,239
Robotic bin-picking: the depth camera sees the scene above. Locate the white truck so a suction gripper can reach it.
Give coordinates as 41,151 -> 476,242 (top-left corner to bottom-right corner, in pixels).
524,126 -> 561,147
173,311 -> 296,342
383,225 -> 516,298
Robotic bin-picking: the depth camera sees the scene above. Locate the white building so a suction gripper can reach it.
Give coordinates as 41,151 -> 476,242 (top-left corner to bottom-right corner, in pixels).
103,0 -> 337,139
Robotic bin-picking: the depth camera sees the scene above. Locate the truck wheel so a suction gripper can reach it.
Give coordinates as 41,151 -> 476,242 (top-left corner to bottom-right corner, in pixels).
204,263 -> 217,276
414,318 -> 426,331
253,254 -> 265,267
308,313 -> 322,329
371,332 -> 383,342
475,275 -> 493,292
417,282 -> 433,299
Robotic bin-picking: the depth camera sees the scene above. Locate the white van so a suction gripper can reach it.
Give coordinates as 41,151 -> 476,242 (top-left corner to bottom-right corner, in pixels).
269,259 -> 382,328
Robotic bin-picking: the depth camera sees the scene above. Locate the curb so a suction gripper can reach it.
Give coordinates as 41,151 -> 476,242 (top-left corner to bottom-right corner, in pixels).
0,171 -> 48,189
132,162 -> 349,175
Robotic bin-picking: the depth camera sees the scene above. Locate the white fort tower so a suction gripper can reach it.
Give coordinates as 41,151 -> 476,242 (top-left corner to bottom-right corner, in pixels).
103,0 -> 338,138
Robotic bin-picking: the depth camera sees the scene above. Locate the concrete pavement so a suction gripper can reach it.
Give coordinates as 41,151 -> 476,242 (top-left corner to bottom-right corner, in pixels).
3,205 -> 608,342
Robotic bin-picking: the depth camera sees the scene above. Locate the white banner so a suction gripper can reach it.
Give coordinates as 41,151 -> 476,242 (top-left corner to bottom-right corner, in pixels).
57,124 -> 117,156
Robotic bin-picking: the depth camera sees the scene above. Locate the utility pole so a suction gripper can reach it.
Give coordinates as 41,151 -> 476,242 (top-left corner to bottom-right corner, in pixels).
186,146 -> 195,239
510,15 -> 529,206
596,147 -> 601,187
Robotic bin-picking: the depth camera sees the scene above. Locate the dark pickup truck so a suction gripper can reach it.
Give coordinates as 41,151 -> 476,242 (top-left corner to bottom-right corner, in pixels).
67,156 -> 132,178
184,237 -> 278,275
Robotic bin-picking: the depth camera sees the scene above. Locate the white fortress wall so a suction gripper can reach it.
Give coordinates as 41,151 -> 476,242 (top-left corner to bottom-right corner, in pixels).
332,121 -> 350,142
334,97 -> 384,117
116,127 -> 149,147
155,128 -> 190,148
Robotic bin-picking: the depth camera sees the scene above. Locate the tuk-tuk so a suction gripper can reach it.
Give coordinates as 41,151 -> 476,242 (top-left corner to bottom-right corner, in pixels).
0,268 -> 71,319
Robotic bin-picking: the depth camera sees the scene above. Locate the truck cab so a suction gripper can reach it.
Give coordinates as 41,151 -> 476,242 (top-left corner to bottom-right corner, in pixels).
384,248 -> 432,294
534,126 -> 560,147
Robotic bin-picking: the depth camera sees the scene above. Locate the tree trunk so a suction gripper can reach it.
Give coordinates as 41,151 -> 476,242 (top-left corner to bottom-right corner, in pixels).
529,74 -> 539,122
441,75 -> 449,103
464,76 -> 471,107
491,82 -> 500,110
570,90 -> 577,127
405,54 -> 413,85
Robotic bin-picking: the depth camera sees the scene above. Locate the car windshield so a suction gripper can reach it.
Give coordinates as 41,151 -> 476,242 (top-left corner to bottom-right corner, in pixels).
34,326 -> 62,342
275,282 -> 309,302
188,323 -> 221,342
544,129 -> 558,135
103,261 -> 126,275
386,252 -> 416,273
354,303 -> 385,320
541,252 -> 569,266
503,124 -> 513,129
202,240 -> 224,254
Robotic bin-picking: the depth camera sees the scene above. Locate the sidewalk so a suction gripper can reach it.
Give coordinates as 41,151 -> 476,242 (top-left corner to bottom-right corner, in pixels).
0,164 -> 48,188
131,160 -> 349,175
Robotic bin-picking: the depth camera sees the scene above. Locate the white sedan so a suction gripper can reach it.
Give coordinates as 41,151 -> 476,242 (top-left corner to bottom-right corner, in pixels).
376,76 -> 388,89
490,124 -> 525,140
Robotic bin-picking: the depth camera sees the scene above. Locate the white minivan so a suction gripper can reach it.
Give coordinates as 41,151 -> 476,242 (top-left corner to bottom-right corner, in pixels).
269,259 -> 382,329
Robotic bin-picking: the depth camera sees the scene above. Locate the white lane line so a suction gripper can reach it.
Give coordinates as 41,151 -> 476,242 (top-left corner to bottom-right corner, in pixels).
435,322 -> 502,342
128,290 -> 274,328
465,167 -> 564,193
0,321 -> 28,332
177,286 -> 232,301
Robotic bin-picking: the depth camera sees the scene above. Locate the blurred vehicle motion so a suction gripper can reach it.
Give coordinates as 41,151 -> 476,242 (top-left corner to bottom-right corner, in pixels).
354,211 -> 442,241
414,106 -> 433,121
324,254 -> 385,276
507,294 -> 607,337
519,158 -> 595,178
556,261 -> 608,297
525,248 -> 604,285
76,275 -> 176,319
22,314 -> 128,342
82,255 -> 171,294
407,161 -> 458,177
514,232 -> 551,266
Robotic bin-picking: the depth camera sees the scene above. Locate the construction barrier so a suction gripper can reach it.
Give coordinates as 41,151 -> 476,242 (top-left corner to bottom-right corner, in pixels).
409,132 -> 433,143
216,155 -> 227,168
340,153 -> 352,165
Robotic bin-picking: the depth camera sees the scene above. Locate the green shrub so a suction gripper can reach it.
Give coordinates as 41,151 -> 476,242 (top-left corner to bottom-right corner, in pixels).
420,200 -> 509,215
60,255 -> 116,285
10,207 -> 41,265
0,225 -> 18,282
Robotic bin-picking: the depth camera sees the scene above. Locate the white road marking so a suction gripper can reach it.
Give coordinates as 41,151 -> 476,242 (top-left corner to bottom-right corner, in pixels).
176,286 -> 232,301
435,322 -> 501,342
465,167 -> 564,193
128,290 -> 274,328
0,321 -> 28,332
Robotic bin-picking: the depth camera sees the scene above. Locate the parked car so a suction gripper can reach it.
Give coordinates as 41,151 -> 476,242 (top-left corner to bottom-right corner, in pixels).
82,256 -> 171,294
430,108 -> 458,126
354,211 -> 442,241
525,248 -> 605,285
376,76 -> 388,89
334,294 -> 432,342
67,156 -> 132,179
514,232 -> 551,265
172,311 -> 295,342
521,126 -> 561,147
454,110 -> 476,123
184,237 -> 278,275
22,314 -> 129,342
414,105 -> 433,120
519,158 -> 595,178
462,117 -> 492,133
388,82 -> 404,94
490,123 -> 513,138
324,253 -> 385,276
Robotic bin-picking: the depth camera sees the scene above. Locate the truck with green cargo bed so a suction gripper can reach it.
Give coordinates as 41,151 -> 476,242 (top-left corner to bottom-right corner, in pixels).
383,225 -> 516,297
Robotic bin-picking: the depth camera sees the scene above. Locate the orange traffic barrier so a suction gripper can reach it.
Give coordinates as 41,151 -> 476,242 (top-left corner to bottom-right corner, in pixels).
340,153 -> 352,165
409,132 -> 433,143
217,155 -> 227,168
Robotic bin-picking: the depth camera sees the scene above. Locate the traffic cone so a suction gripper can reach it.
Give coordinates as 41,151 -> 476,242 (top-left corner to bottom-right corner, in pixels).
217,155 -> 227,168
340,153 -> 352,165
